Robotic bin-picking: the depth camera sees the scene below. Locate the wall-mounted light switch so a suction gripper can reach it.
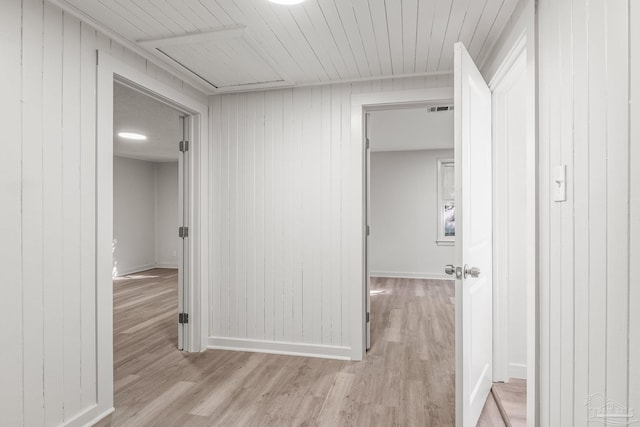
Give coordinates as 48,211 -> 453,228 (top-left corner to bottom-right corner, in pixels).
553,165 -> 566,202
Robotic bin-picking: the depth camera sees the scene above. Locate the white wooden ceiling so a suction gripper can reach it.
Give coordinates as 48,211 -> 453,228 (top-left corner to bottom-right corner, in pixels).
57,0 -> 520,93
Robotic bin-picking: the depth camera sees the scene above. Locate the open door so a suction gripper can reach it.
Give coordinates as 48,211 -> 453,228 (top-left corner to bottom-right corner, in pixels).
177,115 -> 190,351
364,112 -> 372,350
450,42 -> 493,426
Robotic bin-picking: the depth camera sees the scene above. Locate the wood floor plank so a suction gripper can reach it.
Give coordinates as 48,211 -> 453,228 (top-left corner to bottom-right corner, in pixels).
477,391 -> 507,427
492,379 -> 527,427
99,271 -> 459,426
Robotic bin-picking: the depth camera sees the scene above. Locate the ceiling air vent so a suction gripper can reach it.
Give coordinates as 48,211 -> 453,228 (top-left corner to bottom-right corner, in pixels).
428,105 -> 454,112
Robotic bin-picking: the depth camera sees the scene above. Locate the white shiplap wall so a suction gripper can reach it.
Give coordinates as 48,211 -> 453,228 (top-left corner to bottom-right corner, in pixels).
0,0 -> 205,425
208,75 -> 453,358
537,0 -> 638,425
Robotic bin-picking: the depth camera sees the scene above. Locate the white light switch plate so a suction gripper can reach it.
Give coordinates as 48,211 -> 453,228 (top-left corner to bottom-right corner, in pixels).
553,165 -> 566,202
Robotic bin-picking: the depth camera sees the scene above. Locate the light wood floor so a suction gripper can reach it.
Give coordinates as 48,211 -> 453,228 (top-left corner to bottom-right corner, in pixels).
97,271 -> 500,426
492,379 -> 527,427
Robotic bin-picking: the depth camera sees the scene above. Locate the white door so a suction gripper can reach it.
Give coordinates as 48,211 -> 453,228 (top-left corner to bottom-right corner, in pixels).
177,115 -> 190,351
452,42 -> 493,427
365,112 -> 372,350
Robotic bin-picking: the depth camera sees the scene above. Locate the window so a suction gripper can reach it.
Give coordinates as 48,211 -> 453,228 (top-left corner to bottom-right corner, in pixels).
437,159 -> 455,245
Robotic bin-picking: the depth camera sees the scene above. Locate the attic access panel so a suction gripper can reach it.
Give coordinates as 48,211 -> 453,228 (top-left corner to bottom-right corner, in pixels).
139,26 -> 292,92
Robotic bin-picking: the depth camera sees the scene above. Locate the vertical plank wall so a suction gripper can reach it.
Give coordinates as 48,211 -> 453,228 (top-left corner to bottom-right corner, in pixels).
208,75 -> 453,356
0,1 -> 206,425
537,0 -> 637,425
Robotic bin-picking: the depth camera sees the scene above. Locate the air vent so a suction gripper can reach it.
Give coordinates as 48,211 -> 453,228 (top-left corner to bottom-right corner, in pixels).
428,105 -> 454,112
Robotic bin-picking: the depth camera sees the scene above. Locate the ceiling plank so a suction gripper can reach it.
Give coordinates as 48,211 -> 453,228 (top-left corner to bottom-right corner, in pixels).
351,0 -> 383,77
384,0 -> 404,74
425,0 -> 453,72
437,0 -> 473,71
401,0 -> 418,73
332,0 -> 373,78
413,0 -> 436,72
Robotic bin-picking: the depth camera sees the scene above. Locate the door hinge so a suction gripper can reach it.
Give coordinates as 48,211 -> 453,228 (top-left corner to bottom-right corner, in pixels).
366,312 -> 370,323
178,226 -> 189,238
179,313 -> 189,324
366,138 -> 370,150
179,140 -> 189,152
366,225 -> 370,236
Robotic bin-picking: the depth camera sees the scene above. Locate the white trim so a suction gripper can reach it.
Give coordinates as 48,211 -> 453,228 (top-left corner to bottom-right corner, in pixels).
509,363 -> 528,380
113,264 -> 178,277
113,264 -> 156,277
220,70 -> 453,94
95,50 -> 209,423
207,337 -> 352,361
370,272 -> 452,281
483,2 -> 538,425
61,404 -> 114,427
154,263 -> 178,269
138,26 -> 246,47
488,31 -> 527,90
491,46 -> 528,384
350,87 -> 454,361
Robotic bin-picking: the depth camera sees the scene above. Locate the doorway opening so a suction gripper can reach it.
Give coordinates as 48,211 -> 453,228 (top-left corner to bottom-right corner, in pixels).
112,81 -> 189,355
364,103 -> 456,423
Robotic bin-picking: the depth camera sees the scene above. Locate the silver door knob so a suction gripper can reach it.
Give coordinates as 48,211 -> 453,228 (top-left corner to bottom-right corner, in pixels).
445,264 -> 456,275
464,265 -> 480,278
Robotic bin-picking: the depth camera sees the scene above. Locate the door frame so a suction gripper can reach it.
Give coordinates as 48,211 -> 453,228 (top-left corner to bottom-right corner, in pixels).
490,32 -> 529,383
350,87 -> 454,361
484,2 -> 538,425
96,51 -> 209,411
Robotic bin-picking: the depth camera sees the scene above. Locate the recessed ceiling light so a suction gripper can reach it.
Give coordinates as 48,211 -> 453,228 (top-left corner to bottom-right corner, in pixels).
118,132 -> 147,141
267,0 -> 306,5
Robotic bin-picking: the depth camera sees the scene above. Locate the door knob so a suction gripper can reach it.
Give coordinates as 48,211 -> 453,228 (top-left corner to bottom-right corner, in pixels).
445,265 -> 463,279
445,264 -> 456,275
464,265 -> 480,278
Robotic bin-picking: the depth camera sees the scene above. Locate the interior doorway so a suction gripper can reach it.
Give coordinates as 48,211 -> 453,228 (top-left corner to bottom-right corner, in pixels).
365,104 -> 455,346
353,36 -> 536,426
112,82 -> 189,351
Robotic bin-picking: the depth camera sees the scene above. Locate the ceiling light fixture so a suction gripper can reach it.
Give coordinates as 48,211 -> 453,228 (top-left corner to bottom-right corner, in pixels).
118,132 -> 147,141
267,0 -> 306,5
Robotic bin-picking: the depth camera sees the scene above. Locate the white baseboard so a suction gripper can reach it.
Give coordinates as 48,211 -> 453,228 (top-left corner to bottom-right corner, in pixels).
154,262 -> 178,269
207,337 -> 352,360
113,263 -> 156,277
509,363 -> 527,380
370,271 -> 451,281
114,263 -> 178,277
64,404 -> 114,427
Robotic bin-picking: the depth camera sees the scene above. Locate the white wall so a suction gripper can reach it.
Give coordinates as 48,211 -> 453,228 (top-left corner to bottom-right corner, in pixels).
484,0 -> 640,424
369,149 -> 454,279
368,108 -> 454,152
0,0 -> 206,425
113,156 -> 179,276
155,162 -> 180,267
535,0 -> 638,425
113,156 -> 156,275
209,76 -> 453,358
